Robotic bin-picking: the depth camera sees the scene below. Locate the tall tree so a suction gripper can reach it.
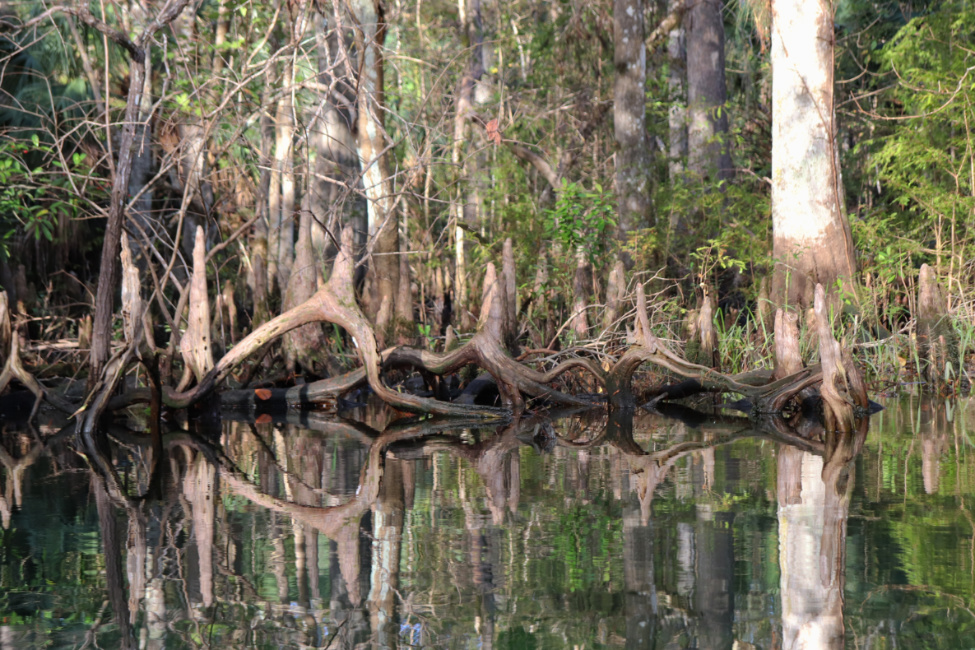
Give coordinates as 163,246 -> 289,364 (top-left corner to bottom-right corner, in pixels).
346,0 -> 406,337
451,0 -> 488,331
614,0 -> 652,238
770,0 -> 856,307
685,0 -> 731,181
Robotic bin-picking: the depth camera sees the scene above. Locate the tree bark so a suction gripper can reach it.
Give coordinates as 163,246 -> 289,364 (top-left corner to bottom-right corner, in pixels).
614,0 -> 653,236
685,0 -> 731,181
283,208 -> 328,373
667,0 -> 687,182
127,50 -> 155,261
178,226 -> 214,388
770,0 -> 856,308
312,14 -> 362,256
268,92 -> 295,295
348,0 -> 402,333
249,66 -> 276,328
451,0 -> 488,330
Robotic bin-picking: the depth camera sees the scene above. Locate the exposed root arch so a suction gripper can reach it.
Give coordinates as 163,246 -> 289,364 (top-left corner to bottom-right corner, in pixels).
161,227 -> 508,418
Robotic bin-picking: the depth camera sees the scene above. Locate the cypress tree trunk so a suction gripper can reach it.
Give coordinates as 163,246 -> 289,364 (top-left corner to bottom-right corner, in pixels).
614,0 -> 652,237
770,0 -> 856,308
350,0 -> 404,334
685,0 -> 731,181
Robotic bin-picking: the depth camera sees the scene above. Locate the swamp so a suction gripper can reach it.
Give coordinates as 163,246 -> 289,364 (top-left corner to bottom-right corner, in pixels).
1,0 -> 975,646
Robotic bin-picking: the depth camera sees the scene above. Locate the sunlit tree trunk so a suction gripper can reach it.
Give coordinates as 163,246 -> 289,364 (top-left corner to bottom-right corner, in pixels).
770,0 -> 856,308
685,0 -> 731,181
451,0 -> 487,331
268,91 -> 295,295
614,0 -> 652,239
348,0 -> 404,335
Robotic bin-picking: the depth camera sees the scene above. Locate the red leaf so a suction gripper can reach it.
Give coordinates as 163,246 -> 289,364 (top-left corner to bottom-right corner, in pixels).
255,413 -> 273,424
254,388 -> 273,400
486,118 -> 502,145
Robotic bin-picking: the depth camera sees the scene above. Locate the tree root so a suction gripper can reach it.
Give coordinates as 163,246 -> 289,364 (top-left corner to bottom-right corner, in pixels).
0,295 -> 74,416
160,227 -> 507,418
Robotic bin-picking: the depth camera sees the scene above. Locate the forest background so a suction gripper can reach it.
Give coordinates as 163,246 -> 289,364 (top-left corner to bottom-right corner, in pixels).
0,0 -> 972,418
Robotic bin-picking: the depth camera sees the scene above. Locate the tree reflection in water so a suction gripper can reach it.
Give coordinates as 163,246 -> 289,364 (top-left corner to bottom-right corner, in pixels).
6,399 -> 975,648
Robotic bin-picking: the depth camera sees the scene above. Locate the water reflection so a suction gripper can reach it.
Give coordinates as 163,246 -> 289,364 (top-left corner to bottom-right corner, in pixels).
2,398 -> 975,647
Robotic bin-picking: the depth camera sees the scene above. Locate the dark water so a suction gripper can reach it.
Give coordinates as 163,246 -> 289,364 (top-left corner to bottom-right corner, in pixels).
0,397 -> 973,649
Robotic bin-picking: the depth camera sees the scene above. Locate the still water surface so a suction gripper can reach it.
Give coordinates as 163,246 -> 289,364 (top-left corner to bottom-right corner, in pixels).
0,397 -> 973,648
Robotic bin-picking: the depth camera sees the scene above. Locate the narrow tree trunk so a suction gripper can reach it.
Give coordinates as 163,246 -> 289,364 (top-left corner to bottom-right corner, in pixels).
248,68 -> 275,328
350,0 -> 402,334
667,0 -> 687,182
283,209 -> 328,373
614,0 -> 652,237
90,48 -> 150,390
127,53 -> 155,261
502,238 -> 518,349
770,0 -> 856,308
685,0 -> 731,181
269,92 -> 295,295
604,260 -> 626,332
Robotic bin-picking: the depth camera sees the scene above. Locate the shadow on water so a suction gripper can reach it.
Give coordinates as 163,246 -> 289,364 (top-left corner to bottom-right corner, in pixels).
0,398 -> 973,647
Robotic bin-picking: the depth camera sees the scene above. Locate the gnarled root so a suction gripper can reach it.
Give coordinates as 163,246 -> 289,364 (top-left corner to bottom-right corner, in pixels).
161,227 -> 507,418
605,283 -> 824,413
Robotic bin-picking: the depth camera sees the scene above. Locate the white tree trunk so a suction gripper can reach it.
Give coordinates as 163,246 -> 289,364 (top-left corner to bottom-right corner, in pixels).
770,0 -> 856,307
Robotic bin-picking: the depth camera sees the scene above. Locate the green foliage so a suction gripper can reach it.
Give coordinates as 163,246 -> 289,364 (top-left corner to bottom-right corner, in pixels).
866,2 -> 975,275
542,180 -> 616,266
0,140 -> 54,255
